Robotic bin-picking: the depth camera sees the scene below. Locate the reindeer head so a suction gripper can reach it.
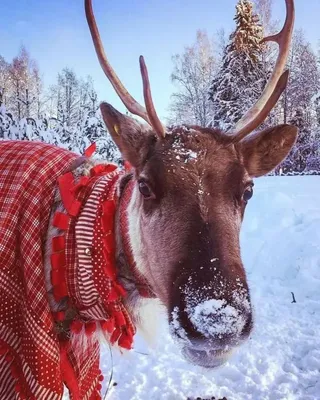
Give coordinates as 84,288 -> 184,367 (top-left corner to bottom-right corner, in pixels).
85,0 -> 297,368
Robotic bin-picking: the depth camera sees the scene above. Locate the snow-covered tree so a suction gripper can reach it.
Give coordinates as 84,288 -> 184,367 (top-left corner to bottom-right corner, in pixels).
290,31 -> 319,123
209,0 -> 266,130
49,69 -> 99,128
279,108 -> 320,175
253,0 -> 277,35
274,31 -> 320,175
0,56 -> 10,107
53,68 -> 80,126
81,111 -> 121,162
168,30 -> 216,127
5,46 -> 42,119
0,102 -> 121,164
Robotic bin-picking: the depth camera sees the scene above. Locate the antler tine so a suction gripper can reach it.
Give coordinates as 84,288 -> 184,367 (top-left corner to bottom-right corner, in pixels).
139,56 -> 166,139
231,70 -> 289,143
85,0 -> 150,124
232,0 -> 295,140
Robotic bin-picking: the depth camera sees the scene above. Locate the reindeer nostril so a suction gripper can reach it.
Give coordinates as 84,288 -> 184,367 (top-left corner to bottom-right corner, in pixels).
170,266 -> 252,348
170,291 -> 253,348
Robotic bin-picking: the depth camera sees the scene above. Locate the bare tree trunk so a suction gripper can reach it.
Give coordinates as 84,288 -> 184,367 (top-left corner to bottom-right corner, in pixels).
17,85 -> 21,120
26,89 -> 30,118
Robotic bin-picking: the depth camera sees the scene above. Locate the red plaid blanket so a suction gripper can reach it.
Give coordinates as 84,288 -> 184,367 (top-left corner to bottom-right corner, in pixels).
0,140 -> 135,400
0,141 -> 78,400
0,141 -> 79,399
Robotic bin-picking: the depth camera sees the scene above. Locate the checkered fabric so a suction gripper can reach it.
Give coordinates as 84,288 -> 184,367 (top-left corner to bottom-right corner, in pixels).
0,140 -> 137,400
0,141 -> 78,400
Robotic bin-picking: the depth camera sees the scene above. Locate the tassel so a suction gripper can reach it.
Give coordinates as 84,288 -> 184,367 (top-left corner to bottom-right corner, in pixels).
100,318 -> 114,334
53,282 -> 68,301
103,258 -> 116,279
91,164 -> 117,176
118,332 -> 133,350
70,320 -> 83,334
108,287 -> 120,302
103,237 -> 115,256
51,252 -> 66,269
102,201 -> 115,221
14,383 -> 22,393
85,321 -> 97,336
52,236 -> 66,252
58,172 -> 82,217
5,354 -> 13,362
113,283 -> 127,297
71,176 -> 90,196
51,269 -> 65,286
52,212 -> 70,230
110,328 -> 121,344
84,142 -> 97,157
114,311 -> 126,327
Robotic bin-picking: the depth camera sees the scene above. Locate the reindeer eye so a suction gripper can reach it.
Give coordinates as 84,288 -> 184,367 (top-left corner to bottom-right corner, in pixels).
243,186 -> 253,202
138,180 -> 153,199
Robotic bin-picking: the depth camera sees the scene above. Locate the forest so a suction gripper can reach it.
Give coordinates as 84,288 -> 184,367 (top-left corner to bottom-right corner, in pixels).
1,0 -> 319,174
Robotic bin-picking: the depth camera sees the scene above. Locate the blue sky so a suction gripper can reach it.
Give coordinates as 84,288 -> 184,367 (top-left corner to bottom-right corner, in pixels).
0,0 -> 319,119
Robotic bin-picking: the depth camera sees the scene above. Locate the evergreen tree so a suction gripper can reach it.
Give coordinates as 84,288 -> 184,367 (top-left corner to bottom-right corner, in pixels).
280,108 -> 320,175
209,0 -> 266,130
275,31 -> 320,175
80,110 -> 121,163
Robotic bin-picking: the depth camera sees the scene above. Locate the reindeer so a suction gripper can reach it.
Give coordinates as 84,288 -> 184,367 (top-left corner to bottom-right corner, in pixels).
0,0 -> 296,399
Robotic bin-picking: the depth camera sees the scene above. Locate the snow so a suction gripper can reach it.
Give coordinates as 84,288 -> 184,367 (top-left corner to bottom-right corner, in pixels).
64,176 -> 320,400
170,307 -> 190,344
187,299 -> 246,339
170,132 -> 199,163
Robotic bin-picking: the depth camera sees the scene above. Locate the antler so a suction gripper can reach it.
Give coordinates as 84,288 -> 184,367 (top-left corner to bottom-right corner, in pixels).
139,56 -> 166,138
85,0 -> 165,139
231,0 -> 295,142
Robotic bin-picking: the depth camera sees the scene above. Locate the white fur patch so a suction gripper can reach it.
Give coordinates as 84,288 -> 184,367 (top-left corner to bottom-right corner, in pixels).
134,297 -> 165,347
126,186 -> 149,277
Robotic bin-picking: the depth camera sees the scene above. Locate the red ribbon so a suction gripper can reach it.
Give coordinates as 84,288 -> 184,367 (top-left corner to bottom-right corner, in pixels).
84,142 -> 97,158
58,173 -> 82,217
53,212 -> 70,231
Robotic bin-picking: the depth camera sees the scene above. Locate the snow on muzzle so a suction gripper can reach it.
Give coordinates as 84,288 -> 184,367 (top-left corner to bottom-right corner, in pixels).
169,283 -> 253,368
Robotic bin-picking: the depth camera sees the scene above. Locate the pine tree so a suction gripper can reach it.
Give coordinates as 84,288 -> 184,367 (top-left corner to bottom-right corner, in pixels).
280,108 -> 320,175
80,110 -> 121,163
275,31 -> 320,175
209,0 -> 266,130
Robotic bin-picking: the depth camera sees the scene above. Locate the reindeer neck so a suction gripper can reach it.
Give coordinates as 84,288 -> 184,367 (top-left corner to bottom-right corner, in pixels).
115,174 -> 156,299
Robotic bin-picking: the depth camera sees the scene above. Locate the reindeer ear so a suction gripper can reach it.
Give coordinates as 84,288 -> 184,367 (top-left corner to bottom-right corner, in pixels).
238,124 -> 298,177
100,102 -> 154,168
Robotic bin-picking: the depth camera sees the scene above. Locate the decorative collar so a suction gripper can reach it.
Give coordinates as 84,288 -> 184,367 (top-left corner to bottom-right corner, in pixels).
51,161 -> 136,349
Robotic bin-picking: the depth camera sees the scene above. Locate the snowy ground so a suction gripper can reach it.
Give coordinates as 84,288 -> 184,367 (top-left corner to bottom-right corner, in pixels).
73,176 -> 320,400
